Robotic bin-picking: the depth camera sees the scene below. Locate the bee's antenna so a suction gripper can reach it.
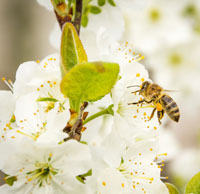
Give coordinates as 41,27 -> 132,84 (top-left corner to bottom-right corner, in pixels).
127,85 -> 140,88
164,90 -> 179,92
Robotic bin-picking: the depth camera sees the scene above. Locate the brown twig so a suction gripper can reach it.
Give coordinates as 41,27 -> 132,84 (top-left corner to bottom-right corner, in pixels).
53,0 -> 83,33
73,0 -> 83,35
54,10 -> 72,29
63,102 -> 88,142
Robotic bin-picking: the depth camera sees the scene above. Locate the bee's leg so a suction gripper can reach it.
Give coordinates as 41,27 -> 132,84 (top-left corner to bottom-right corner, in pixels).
141,100 -> 153,107
157,110 -> 164,125
128,99 -> 152,106
149,108 -> 156,120
128,99 -> 145,105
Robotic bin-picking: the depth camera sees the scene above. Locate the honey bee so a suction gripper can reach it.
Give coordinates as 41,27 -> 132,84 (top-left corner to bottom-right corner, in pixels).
128,81 -> 180,125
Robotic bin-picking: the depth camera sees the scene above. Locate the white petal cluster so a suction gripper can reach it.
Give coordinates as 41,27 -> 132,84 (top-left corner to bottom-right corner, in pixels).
0,55 -> 92,193
0,44 -> 169,193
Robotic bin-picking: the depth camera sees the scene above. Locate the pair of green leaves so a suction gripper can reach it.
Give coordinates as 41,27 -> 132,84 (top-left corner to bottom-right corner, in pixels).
76,169 -> 92,184
60,23 -> 119,112
98,0 -> 116,7
166,171 -> 200,194
82,0 -> 116,27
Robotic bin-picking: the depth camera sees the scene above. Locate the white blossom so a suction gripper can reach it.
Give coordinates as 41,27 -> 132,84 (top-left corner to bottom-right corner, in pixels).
0,90 -> 16,142
0,139 -> 92,194
1,54 -> 69,144
96,41 -> 160,145
91,129 -> 169,194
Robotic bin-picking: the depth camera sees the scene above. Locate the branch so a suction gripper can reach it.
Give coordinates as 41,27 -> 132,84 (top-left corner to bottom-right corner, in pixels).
73,0 -> 83,35
63,102 -> 88,141
54,10 -> 72,29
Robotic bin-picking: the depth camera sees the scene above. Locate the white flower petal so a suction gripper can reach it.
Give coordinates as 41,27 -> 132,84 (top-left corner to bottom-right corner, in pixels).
101,129 -> 126,168
97,168 -> 127,194
123,139 -> 159,162
0,91 -> 15,122
36,0 -> 54,11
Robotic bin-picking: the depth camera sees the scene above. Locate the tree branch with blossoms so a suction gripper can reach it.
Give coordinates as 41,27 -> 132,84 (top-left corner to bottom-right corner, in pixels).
1,1 -> 200,194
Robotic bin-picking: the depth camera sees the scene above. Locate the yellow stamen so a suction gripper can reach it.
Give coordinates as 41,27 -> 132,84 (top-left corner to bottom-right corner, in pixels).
156,153 -> 168,158
135,56 -> 145,62
102,181 -> 106,186
133,176 -> 154,182
136,73 -> 140,77
1,77 -> 6,81
16,130 -> 38,141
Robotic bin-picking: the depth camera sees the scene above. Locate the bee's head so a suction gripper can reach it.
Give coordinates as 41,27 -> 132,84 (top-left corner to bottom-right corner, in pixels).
139,81 -> 151,95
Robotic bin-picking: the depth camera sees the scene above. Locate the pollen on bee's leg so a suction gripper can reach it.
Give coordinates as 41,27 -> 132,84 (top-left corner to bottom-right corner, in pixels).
156,103 -> 163,111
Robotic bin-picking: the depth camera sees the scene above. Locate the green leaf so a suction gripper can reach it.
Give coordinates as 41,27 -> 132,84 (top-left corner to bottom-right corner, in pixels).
10,114 -> 16,123
81,169 -> 92,177
81,14 -> 89,27
120,157 -> 124,165
88,5 -> 101,14
60,22 -> 88,76
4,175 -> 17,186
76,176 -> 85,184
165,183 -> 180,194
185,172 -> 200,194
61,62 -> 119,112
37,97 -> 58,102
108,0 -> 116,6
98,0 -> 106,6
76,169 -> 92,184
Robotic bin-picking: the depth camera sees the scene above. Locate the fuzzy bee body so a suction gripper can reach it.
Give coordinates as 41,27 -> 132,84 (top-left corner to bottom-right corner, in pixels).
128,81 -> 180,124
159,94 -> 180,122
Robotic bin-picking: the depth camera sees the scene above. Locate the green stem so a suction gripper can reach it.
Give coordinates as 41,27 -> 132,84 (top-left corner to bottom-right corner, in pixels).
83,104 -> 114,125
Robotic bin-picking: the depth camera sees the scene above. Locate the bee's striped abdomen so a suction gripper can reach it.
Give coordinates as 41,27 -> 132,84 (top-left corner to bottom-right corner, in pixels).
160,95 -> 180,122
